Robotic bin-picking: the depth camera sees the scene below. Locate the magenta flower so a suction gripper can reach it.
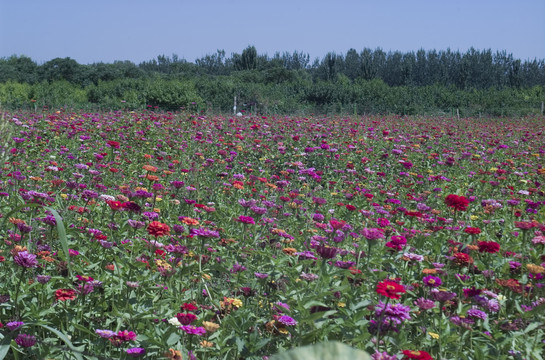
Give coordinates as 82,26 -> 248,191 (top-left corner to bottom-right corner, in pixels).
126,347 -> 146,357
15,334 -> 36,348
422,275 -> 442,288
180,325 -> 206,336
277,315 -> 297,326
6,321 -> 24,331
235,215 -> 255,224
116,330 -> 137,342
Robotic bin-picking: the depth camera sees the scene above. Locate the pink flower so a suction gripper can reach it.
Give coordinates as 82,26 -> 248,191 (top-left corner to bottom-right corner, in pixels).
180,325 -> 206,336
235,215 -> 255,225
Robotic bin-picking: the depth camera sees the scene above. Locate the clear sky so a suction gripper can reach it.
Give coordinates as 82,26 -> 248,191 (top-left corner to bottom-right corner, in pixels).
1,0 -> 544,64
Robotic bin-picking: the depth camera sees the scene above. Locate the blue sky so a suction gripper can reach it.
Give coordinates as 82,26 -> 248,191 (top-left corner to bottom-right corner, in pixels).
1,0 -> 544,64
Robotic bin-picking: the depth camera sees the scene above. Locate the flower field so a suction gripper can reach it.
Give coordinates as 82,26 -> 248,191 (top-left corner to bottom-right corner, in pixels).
0,110 -> 544,359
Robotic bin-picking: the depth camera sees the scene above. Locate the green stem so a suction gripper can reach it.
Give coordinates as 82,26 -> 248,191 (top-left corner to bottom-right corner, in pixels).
13,267 -> 27,318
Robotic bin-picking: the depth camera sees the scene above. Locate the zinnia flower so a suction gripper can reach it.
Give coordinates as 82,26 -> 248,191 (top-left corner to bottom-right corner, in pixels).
180,325 -> 206,336
277,315 -> 297,326
176,313 -> 197,325
464,227 -> 481,235
478,241 -> 500,253
126,347 -> 146,357
401,350 -> 433,360
13,251 -> 38,268
147,221 -> 170,237
235,215 -> 255,224
376,280 -> 406,299
444,194 -> 469,211
15,334 -> 36,348
55,289 -> 77,301
422,275 -> 442,288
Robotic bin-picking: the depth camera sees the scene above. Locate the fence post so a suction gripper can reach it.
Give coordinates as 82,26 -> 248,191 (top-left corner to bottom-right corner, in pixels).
541,101 -> 544,115
456,108 -> 460,120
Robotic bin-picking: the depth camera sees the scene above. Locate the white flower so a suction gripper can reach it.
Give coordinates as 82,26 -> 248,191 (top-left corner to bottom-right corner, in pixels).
168,317 -> 181,326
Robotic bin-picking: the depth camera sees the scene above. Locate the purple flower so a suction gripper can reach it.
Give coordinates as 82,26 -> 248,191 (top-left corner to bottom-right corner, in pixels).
14,251 -> 38,268
467,308 -> 487,320
15,334 -> 36,348
371,351 -> 399,360
230,262 -> 246,273
277,315 -> 297,326
414,298 -> 436,310
126,347 -> 146,357
300,272 -> 319,282
316,245 -> 337,259
36,275 -> 51,284
431,289 -> 457,302
360,228 -> 385,242
95,329 -> 116,338
190,227 -> 220,238
254,272 -> 269,279
374,301 -> 411,325
296,251 -> 317,260
180,325 -> 206,336
6,321 -> 24,331
312,213 -> 325,222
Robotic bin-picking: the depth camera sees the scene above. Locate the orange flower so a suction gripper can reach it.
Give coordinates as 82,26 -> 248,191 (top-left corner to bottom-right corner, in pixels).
422,268 -> 438,275
164,348 -> 183,360
181,217 -> 200,226
282,248 -> 297,256
146,174 -> 160,182
527,264 -> 545,274
143,165 -> 158,172
9,218 -> 26,225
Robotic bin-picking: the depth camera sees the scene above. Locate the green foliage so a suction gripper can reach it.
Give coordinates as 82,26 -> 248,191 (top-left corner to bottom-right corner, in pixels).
0,81 -> 32,108
1,48 -> 545,114
270,342 -> 371,360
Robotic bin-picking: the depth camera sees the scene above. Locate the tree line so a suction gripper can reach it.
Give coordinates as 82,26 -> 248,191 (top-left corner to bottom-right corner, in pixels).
1,46 -> 544,115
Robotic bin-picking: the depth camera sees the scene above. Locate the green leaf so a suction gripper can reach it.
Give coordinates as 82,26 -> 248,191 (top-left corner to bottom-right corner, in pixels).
302,300 -> 329,309
34,324 -> 84,360
166,332 -> 181,346
235,337 -> 245,353
270,341 -> 371,360
45,206 -> 71,277
522,322 -> 541,334
0,334 -> 11,360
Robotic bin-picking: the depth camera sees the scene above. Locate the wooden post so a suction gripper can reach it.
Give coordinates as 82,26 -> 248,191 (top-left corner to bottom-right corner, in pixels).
541,101 -> 544,115
457,108 -> 460,120
233,96 -> 237,115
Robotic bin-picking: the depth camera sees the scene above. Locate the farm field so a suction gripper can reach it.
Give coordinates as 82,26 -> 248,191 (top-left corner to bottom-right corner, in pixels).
0,110 -> 544,360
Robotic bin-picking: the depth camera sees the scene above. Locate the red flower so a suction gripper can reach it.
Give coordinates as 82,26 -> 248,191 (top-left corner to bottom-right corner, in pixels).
106,200 -> 124,211
107,140 -> 120,149
55,288 -> 77,301
402,350 -> 433,360
180,302 -> 199,312
176,312 -> 197,325
376,280 -> 406,299
464,227 -> 481,235
444,194 -> 469,211
147,221 -> 171,237
478,241 -> 500,253
453,252 -> 474,266
329,219 -> 346,230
